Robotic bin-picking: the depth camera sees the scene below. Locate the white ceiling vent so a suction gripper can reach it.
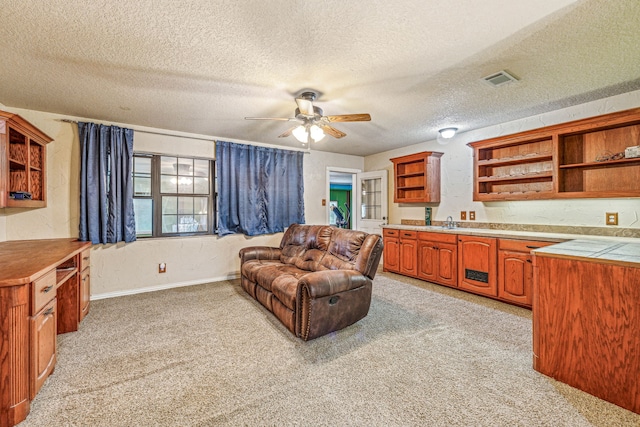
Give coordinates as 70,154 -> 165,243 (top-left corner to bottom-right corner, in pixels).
482,70 -> 519,87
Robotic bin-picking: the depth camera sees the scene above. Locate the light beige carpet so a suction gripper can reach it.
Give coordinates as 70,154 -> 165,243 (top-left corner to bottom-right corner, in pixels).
19,272 -> 640,426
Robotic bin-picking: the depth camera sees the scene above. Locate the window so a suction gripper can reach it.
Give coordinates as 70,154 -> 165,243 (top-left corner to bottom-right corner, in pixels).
132,153 -> 216,237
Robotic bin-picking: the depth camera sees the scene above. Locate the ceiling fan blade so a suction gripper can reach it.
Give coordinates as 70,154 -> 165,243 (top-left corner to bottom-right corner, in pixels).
278,127 -> 298,138
325,114 -> 371,122
295,98 -> 314,116
245,117 -> 297,121
320,125 -> 346,139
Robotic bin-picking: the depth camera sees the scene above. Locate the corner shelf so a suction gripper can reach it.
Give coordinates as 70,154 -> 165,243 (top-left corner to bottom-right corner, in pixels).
0,110 -> 52,208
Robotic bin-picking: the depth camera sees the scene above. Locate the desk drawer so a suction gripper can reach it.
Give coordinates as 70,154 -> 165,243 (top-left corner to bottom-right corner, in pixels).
32,269 -> 56,315
79,248 -> 91,272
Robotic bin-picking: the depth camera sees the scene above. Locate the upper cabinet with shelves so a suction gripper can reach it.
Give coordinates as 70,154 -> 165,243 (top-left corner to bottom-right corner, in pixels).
0,110 -> 52,208
469,107 -> 640,201
391,151 -> 443,203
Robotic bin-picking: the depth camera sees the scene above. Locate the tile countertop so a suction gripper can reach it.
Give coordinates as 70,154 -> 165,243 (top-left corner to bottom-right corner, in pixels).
531,239 -> 640,267
382,224 -> 640,244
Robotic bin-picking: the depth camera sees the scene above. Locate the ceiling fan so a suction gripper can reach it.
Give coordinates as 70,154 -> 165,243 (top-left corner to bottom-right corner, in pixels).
245,91 -> 371,144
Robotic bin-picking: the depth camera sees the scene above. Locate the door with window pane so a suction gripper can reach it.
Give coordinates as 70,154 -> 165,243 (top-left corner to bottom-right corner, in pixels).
356,170 -> 388,235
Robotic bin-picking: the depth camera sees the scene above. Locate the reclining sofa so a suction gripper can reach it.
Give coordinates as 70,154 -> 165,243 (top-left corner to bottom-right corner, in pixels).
239,224 -> 384,340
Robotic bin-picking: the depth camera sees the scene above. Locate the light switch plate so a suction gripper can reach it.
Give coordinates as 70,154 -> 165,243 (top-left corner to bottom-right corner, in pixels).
606,212 -> 618,226
460,211 -> 466,220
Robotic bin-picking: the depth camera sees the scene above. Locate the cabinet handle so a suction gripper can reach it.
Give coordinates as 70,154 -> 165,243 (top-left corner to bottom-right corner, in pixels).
42,285 -> 53,293
44,307 -> 54,316
526,259 -> 532,263
526,245 -> 541,249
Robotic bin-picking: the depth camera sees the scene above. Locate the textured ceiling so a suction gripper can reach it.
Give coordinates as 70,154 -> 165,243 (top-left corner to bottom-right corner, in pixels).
1,0 -> 640,156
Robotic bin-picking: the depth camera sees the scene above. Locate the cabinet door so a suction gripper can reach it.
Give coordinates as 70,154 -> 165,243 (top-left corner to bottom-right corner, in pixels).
30,298 -> 57,399
383,237 -> 400,272
458,235 -> 497,296
498,250 -> 532,306
436,243 -> 458,288
399,237 -> 418,277
417,240 -> 437,282
80,268 -> 90,321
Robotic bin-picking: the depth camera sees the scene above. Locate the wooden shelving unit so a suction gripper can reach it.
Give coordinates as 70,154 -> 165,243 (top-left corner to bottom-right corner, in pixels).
1,110 -> 52,208
391,151 -> 443,203
469,107 -> 640,200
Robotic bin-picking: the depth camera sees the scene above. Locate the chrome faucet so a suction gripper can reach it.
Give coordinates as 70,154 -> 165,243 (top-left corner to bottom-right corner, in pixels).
445,215 -> 456,229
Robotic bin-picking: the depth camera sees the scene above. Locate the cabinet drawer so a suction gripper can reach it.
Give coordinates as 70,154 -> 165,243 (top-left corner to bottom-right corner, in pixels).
79,248 -> 91,272
399,230 -> 417,239
32,269 -> 56,315
498,239 -> 556,253
383,229 -> 399,237
417,231 -> 457,244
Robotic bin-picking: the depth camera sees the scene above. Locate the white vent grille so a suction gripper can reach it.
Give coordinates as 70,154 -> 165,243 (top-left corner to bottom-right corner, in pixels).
482,70 -> 519,87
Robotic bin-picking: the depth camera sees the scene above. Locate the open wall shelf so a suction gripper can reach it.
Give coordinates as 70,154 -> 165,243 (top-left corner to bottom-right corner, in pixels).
469,107 -> 640,201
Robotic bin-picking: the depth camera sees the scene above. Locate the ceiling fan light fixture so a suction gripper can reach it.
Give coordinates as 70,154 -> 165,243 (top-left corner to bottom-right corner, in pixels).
292,125 -> 308,143
309,125 -> 325,142
439,127 -> 458,139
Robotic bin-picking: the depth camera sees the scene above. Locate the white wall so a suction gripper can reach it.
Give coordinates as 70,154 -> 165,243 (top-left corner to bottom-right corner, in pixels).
0,107 -> 363,297
365,90 -> 640,230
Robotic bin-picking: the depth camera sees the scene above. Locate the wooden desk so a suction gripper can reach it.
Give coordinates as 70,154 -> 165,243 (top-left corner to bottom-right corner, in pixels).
0,238 -> 91,427
533,240 -> 640,415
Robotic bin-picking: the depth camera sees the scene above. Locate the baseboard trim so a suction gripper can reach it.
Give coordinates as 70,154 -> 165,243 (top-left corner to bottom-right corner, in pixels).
91,273 -> 241,301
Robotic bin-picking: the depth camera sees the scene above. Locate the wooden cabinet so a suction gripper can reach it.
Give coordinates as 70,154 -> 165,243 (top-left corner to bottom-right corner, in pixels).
383,229 -> 400,273
417,231 -> 457,287
497,239 -> 554,307
30,298 -> 57,399
469,107 -> 640,201
457,235 -> 497,297
0,110 -> 53,208
533,246 -> 640,414
398,230 -> 418,276
390,151 -> 443,203
0,239 -> 91,426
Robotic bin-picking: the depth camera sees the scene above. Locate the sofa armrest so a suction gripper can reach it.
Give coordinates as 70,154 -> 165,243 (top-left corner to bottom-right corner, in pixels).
296,270 -> 372,340
239,246 -> 282,265
297,270 -> 369,299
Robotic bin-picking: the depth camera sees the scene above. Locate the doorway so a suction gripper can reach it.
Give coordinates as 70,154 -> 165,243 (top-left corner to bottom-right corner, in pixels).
326,168 -> 358,229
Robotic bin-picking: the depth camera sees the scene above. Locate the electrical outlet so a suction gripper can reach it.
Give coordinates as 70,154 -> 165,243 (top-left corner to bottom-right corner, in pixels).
159,262 -> 167,273
606,212 -> 618,226
460,211 -> 466,220
322,199 -> 326,206
469,211 -> 476,221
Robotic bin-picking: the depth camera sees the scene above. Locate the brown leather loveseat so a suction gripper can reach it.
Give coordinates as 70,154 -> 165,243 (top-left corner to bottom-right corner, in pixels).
239,224 -> 383,340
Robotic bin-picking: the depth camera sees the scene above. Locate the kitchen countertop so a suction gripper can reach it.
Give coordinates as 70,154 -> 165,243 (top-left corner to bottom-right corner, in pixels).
382,224 -> 640,244
531,239 -> 640,267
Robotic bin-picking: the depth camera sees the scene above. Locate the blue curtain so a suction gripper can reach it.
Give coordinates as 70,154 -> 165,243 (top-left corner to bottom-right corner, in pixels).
78,122 -> 136,244
216,141 -> 305,236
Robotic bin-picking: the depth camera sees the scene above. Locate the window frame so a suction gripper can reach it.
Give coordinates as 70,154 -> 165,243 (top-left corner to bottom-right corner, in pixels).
133,152 -> 216,238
